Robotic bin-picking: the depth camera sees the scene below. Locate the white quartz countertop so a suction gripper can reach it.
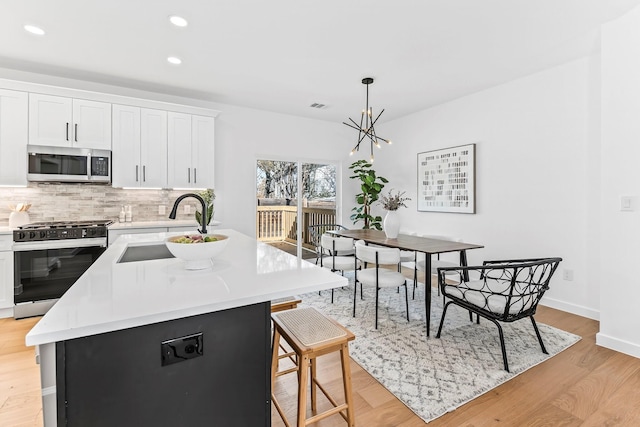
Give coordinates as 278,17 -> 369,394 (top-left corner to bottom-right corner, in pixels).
108,219 -> 221,229
26,229 -> 345,346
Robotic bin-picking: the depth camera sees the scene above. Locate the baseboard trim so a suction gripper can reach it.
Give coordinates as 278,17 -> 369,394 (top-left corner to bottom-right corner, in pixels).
596,333 -> 640,359
0,307 -> 13,319
540,297 -> 600,320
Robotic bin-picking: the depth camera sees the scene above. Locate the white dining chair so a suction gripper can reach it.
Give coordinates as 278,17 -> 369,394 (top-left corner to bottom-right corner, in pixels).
399,231 -> 418,290
320,234 -> 361,302
354,242 -> 409,329
416,235 -> 465,273
412,235 -> 465,298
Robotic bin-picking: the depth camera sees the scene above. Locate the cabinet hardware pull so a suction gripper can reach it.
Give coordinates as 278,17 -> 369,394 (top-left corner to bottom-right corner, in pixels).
136,165 -> 139,182
143,165 -> 146,182
188,168 -> 191,183
75,124 -> 78,142
66,123 -> 69,141
194,168 -> 197,183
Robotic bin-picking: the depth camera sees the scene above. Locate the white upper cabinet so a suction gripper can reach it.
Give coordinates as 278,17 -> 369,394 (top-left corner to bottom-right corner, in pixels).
112,105 -> 167,188
72,99 -> 112,149
0,89 -> 28,186
168,112 -> 214,189
29,94 -> 111,150
168,112 -> 191,188
192,115 -> 215,188
140,109 -> 168,188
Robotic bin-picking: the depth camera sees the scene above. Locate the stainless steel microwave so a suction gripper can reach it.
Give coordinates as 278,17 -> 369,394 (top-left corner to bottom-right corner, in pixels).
27,145 -> 111,183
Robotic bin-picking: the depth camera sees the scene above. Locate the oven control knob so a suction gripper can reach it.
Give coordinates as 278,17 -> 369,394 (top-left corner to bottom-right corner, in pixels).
17,232 -> 26,240
39,231 -> 47,239
29,231 -> 36,239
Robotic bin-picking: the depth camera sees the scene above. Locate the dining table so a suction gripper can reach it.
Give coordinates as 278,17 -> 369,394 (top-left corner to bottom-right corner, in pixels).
329,229 -> 484,337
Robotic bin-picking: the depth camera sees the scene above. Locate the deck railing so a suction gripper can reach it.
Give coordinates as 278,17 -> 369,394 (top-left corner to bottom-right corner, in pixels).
256,206 -> 336,248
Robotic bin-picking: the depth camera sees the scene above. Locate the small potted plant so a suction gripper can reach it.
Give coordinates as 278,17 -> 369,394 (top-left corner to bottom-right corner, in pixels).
379,190 -> 411,238
195,188 -> 215,225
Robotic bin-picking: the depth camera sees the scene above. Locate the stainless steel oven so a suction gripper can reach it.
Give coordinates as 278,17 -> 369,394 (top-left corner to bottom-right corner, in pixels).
13,220 -> 111,319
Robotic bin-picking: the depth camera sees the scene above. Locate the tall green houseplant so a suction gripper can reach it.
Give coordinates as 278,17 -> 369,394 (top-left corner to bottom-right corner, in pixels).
349,160 -> 388,230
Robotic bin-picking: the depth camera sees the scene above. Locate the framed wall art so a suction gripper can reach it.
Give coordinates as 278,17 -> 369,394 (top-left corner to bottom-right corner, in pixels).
417,143 -> 476,213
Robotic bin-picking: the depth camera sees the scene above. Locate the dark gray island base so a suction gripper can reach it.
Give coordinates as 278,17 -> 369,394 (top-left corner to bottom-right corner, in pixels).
26,229 -> 347,426
55,302 -> 271,427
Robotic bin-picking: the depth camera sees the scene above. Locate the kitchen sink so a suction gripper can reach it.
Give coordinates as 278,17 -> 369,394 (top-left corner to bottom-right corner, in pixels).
117,244 -> 175,263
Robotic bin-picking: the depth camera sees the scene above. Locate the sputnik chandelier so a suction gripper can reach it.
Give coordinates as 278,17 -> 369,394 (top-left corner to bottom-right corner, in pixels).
343,77 -> 391,162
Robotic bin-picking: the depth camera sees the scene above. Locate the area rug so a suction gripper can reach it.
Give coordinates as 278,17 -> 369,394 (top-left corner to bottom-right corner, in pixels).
298,275 -> 581,423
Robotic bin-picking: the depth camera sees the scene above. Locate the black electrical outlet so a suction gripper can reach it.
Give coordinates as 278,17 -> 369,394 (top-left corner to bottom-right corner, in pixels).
161,332 -> 204,366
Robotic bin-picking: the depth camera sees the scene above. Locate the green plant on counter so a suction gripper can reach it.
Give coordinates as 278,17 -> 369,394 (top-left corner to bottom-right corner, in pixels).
349,160 -> 388,230
195,188 -> 215,225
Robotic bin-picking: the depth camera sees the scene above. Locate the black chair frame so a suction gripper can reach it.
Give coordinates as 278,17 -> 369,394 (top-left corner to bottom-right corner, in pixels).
435,257 -> 562,372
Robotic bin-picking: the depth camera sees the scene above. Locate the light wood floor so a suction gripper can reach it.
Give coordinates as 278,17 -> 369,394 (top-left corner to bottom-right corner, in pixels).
3,278 -> 640,426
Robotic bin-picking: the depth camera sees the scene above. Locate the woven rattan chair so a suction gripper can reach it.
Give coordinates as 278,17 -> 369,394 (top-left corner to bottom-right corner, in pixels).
435,257 -> 562,372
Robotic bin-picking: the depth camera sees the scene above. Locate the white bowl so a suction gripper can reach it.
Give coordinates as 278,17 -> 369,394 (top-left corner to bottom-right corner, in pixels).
165,234 -> 229,270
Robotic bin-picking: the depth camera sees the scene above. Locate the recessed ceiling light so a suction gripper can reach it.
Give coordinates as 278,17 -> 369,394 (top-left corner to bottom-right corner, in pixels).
24,24 -> 45,36
169,15 -> 188,27
167,56 -> 182,65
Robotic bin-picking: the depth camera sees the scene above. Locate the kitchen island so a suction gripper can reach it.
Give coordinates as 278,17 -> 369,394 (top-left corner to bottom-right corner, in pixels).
26,228 -> 347,427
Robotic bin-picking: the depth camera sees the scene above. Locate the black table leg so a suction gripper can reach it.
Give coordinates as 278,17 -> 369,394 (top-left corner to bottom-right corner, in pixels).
425,253 -> 431,337
459,250 -> 469,282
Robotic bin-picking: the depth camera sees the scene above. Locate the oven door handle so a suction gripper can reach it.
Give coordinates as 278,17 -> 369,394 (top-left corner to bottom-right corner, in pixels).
13,238 -> 107,252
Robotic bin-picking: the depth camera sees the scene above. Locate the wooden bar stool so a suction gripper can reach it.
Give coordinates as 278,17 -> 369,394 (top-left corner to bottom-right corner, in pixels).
271,307 -> 356,427
271,297 -> 303,370
271,296 -> 303,313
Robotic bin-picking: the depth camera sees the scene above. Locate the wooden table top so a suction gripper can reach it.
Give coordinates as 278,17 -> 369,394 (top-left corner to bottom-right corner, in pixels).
329,229 -> 483,254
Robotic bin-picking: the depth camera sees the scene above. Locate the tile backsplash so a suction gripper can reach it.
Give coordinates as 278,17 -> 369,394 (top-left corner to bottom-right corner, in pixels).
0,183 -> 207,226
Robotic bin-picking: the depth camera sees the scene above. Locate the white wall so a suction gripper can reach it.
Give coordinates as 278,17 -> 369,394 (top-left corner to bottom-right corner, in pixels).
344,57 -> 600,319
599,5 -> 640,358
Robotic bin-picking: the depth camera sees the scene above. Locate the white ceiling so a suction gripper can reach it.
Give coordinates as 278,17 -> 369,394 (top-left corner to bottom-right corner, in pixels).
1,0 -> 639,122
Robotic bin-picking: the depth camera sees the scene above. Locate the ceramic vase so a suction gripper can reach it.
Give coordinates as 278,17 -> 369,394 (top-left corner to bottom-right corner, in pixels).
9,211 -> 30,228
383,210 -> 400,239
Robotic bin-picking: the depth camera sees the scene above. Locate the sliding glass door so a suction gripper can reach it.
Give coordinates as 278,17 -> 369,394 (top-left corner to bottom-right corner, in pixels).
256,159 -> 337,259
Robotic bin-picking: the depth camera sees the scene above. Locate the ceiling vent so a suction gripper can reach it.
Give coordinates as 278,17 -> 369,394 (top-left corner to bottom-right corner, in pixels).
309,103 -> 327,109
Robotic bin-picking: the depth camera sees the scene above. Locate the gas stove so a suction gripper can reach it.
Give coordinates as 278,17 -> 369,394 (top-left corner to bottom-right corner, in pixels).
13,219 -> 113,242
13,219 -> 112,319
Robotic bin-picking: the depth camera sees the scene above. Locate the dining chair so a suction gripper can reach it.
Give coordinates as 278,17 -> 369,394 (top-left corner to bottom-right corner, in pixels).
435,257 -> 562,372
413,235 -> 465,298
307,224 -> 350,264
320,234 -> 361,303
399,231 -> 418,292
354,242 -> 409,329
